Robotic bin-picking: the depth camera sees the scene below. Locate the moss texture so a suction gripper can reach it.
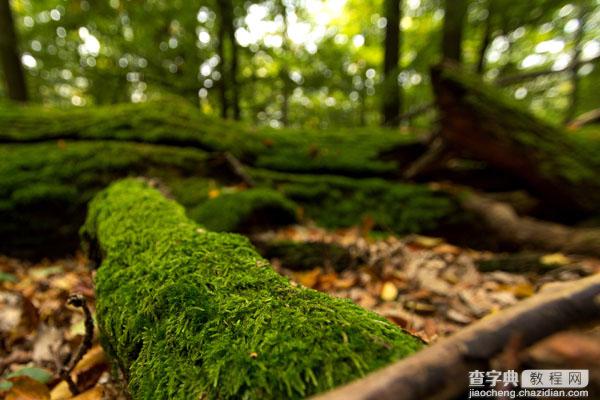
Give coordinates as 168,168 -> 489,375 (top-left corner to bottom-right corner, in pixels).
0,141 -> 209,257
251,168 -> 458,234
0,98 -> 418,175
0,142 -> 295,257
83,179 -> 423,400
189,188 -> 298,232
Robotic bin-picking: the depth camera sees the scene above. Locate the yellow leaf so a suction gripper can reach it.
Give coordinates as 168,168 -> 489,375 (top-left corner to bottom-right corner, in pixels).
540,253 -> 570,266
380,282 -> 398,302
411,236 -> 443,248
208,189 -> 220,199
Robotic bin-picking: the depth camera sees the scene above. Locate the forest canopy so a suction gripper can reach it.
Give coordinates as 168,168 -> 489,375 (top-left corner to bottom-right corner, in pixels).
1,0 -> 599,128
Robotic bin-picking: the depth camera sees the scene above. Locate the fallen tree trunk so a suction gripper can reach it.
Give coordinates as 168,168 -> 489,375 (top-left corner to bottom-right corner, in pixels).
0,140 -> 458,258
82,179 -> 424,400
0,98 -> 422,176
313,273 -> 600,400
0,141 -> 297,258
459,190 -> 600,258
431,61 -> 600,214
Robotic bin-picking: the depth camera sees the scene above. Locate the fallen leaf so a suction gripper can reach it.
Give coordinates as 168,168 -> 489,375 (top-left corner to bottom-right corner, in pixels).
380,282 -> 398,302
208,189 -> 220,199
410,236 -> 443,249
292,268 -> 321,288
6,368 -> 54,384
71,386 -> 104,400
540,253 -> 570,266
6,376 -> 50,400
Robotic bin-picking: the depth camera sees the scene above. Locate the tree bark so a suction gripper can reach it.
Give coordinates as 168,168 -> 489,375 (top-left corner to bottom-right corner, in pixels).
381,0 -> 402,127
312,274 -> 600,400
563,5 -> 587,124
0,0 -> 28,102
216,0 -> 230,119
475,0 -> 494,74
441,0 -> 468,63
431,61 -> 600,214
458,190 -> 600,258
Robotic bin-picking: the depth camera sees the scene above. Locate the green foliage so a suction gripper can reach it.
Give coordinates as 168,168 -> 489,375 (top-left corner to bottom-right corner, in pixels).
83,179 -> 423,400
189,188 -> 298,232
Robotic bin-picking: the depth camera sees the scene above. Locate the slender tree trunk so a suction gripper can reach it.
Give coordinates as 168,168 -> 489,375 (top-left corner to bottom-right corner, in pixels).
382,0 -> 402,127
227,5 -> 240,120
442,0 -> 468,63
279,1 -> 290,126
0,0 -> 27,102
563,6 -> 587,124
217,3 -> 229,119
475,0 -> 493,74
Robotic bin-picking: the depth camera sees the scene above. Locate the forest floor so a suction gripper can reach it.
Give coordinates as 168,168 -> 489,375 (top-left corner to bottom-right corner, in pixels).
1,226 -> 599,399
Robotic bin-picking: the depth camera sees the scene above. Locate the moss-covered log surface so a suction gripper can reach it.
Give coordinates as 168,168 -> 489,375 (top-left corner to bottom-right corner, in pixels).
0,138 -> 459,258
82,179 -> 424,400
432,62 -> 600,215
0,98 -> 423,176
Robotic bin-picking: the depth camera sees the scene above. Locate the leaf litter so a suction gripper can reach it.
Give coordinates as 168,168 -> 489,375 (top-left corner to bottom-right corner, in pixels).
1,224 -> 599,399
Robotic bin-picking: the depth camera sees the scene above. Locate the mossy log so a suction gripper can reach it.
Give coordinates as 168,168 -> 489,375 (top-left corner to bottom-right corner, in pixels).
0,141 -> 297,257
0,98 -> 422,176
432,62 -> 600,214
82,179 -> 423,400
1,140 -> 458,258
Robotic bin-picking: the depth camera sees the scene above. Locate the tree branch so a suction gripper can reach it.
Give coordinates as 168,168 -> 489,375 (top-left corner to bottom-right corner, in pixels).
312,274 -> 600,400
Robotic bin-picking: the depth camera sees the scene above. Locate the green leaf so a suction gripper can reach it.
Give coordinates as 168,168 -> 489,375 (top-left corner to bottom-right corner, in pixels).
0,272 -> 17,283
6,367 -> 54,384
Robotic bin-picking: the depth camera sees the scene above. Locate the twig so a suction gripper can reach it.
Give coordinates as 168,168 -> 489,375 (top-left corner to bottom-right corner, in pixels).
59,293 -> 94,396
224,151 -> 256,187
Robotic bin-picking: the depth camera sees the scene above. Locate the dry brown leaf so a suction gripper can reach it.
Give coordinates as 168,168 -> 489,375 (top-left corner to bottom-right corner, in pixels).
292,268 -> 321,288
71,386 -> 104,400
6,376 -> 50,400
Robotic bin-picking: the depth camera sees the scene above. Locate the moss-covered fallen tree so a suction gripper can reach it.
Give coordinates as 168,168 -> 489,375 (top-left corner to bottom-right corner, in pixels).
0,98 -> 421,176
1,140 -> 458,258
82,179 -> 423,400
432,62 -> 600,214
0,141 -> 297,257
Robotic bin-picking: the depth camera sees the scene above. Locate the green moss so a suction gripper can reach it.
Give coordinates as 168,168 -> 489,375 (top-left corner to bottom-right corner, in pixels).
82,179 -> 423,400
0,141 -> 209,257
189,188 -> 298,232
251,169 -> 457,234
0,98 -> 418,175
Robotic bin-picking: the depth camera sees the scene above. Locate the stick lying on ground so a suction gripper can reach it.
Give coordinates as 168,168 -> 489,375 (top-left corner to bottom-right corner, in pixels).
81,179 -> 423,400
312,274 -> 600,400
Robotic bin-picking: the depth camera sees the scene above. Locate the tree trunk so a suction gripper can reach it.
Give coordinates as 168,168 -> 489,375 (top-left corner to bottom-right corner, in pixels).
441,0 -> 468,63
227,4 -> 240,120
475,0 -> 493,74
0,0 -> 28,102
216,0 -> 230,119
563,5 -> 587,124
381,0 -> 402,127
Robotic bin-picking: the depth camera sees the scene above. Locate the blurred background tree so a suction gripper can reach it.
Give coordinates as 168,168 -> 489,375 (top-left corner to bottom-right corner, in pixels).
1,0 -> 598,128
